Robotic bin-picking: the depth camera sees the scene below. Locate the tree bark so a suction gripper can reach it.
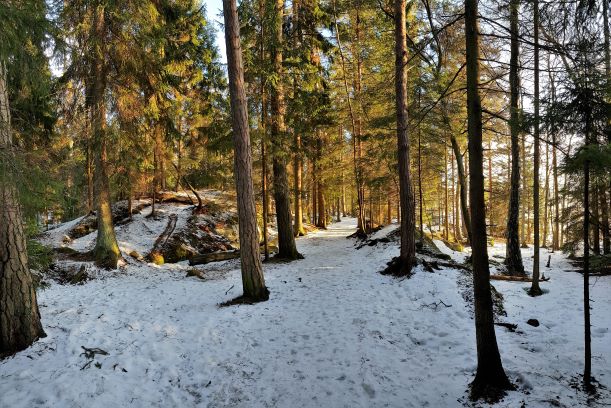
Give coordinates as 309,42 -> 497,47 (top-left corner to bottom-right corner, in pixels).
0,61 -> 45,356
505,0 -> 525,275
464,0 -> 512,398
91,5 -> 121,269
271,0 -> 301,259
223,0 -> 269,301
395,0 -> 416,274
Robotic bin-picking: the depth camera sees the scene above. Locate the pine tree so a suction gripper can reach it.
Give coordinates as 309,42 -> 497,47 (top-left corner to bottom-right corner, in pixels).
223,0 -> 269,302
0,0 -> 47,355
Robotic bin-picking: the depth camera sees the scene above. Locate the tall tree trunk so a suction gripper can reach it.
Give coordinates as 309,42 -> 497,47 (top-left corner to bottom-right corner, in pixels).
271,0 -> 300,259
91,5 -> 121,269
583,152 -> 591,389
530,0 -> 542,296
261,88 -> 270,262
603,0 -> 611,254
223,0 -> 269,301
0,61 -> 45,356
550,62 -> 560,251
292,0 -> 305,237
505,0 -> 525,275
259,0 -> 270,261
418,115 -> 424,241
354,9 -> 366,233
464,0 -> 512,398
395,0 -> 416,273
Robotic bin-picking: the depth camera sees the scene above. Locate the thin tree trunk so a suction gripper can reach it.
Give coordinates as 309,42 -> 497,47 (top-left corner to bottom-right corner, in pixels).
505,0 -> 525,275
418,114 -> 424,241
223,0 -> 268,301
488,139 -> 493,238
450,135 -> 472,244
530,0 -> 542,296
445,136 -> 450,240
312,162 -> 317,225
600,184 -> 610,254
86,140 -> 94,213
464,0 -> 512,397
592,186 -> 600,255
0,61 -> 46,356
294,132 -> 305,236
550,60 -> 560,251
543,137 -> 549,248
261,72 -> 270,261
583,156 -> 591,389
395,0 -> 416,273
452,148 -> 461,242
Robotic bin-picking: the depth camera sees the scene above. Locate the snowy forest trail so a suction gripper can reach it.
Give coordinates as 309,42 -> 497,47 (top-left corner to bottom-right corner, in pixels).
0,218 -> 610,408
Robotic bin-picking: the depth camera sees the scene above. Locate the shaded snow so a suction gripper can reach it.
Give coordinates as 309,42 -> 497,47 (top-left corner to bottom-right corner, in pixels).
0,219 -> 609,407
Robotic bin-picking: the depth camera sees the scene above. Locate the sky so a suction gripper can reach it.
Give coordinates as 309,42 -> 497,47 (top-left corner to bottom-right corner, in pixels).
203,0 -> 227,64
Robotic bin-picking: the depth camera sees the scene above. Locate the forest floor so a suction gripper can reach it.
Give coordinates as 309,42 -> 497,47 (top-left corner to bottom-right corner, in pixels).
1,215 -> 610,407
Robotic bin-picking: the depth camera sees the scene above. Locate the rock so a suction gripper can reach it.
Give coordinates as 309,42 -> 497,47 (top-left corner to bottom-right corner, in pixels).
128,250 -> 141,260
526,318 -> 540,327
149,252 -> 164,265
186,268 -> 205,279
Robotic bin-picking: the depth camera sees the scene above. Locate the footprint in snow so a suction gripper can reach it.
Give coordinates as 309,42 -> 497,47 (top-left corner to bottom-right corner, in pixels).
361,383 -> 376,398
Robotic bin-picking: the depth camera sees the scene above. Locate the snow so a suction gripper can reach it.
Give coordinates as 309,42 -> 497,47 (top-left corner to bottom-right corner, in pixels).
1,218 -> 610,407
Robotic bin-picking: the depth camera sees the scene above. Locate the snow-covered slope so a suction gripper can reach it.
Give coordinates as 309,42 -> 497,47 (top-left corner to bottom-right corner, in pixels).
1,219 -> 609,407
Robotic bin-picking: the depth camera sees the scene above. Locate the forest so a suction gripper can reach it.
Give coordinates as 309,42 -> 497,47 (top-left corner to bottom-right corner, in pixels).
0,0 -> 610,406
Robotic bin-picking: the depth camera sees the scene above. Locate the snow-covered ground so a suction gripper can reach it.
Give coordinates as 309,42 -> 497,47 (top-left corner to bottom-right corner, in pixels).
1,218 -> 609,407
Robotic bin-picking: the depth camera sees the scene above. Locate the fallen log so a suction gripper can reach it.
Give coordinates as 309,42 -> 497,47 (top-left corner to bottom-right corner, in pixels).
189,250 -> 240,266
157,191 -> 197,206
490,274 -> 550,282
